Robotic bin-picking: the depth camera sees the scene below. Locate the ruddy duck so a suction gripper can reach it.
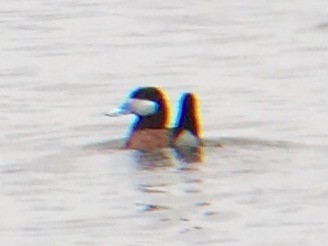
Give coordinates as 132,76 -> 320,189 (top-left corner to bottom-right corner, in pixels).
106,87 -> 203,150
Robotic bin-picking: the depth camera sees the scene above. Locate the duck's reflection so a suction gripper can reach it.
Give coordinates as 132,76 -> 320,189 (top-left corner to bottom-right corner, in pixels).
131,146 -> 204,170
131,149 -> 174,170
173,147 -> 204,165
129,146 -> 214,229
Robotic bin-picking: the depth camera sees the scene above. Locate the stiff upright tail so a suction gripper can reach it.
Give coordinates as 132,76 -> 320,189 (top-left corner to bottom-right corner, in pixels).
174,92 -> 201,139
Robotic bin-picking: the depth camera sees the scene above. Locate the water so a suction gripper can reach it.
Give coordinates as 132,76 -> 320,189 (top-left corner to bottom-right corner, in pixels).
1,0 -> 328,245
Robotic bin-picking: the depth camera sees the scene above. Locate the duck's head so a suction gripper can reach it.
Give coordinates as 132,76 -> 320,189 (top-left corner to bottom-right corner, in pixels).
107,87 -> 169,131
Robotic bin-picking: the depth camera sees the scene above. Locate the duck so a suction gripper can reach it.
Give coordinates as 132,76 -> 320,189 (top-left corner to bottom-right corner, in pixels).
105,87 -> 203,150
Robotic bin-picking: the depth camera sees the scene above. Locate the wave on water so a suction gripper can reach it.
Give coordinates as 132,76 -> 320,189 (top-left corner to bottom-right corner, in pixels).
316,21 -> 328,30
11,136 -> 321,174
204,136 -> 303,149
86,136 -> 305,152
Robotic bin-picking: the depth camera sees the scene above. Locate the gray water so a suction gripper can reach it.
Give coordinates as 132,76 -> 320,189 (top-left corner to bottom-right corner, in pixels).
1,0 -> 328,245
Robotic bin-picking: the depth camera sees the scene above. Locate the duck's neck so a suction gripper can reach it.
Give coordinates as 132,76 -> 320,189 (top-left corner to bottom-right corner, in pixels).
133,113 -> 167,131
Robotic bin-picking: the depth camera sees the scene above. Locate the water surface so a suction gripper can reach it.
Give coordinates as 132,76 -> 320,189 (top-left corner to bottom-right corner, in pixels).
1,0 -> 328,245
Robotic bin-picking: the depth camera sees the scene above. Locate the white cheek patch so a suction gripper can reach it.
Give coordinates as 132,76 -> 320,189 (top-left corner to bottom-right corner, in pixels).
104,99 -> 159,117
129,99 -> 159,116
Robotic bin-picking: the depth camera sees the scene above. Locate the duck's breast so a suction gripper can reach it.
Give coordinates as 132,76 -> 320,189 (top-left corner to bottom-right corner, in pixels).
126,129 -> 170,150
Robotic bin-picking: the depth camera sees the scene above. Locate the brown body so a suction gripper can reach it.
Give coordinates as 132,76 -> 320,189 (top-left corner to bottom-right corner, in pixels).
126,129 -> 171,150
